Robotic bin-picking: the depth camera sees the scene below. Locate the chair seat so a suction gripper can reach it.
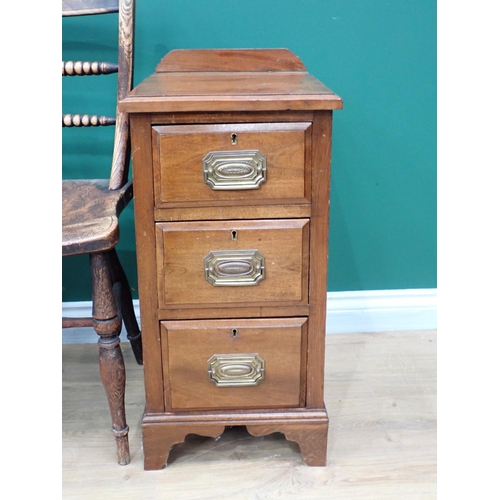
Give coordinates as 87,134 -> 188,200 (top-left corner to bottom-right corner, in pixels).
62,179 -> 133,256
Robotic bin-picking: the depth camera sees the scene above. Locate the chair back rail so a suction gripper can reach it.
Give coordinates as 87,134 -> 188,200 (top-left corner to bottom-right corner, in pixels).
62,0 -> 119,17
62,61 -> 118,76
63,114 -> 116,127
62,0 -> 134,190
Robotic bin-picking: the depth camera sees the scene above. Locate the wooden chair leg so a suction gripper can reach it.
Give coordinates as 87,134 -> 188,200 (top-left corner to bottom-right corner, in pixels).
108,248 -> 143,365
90,251 -> 130,465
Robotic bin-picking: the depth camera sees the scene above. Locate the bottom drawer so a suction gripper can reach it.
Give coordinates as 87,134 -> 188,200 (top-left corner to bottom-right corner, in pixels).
161,317 -> 307,410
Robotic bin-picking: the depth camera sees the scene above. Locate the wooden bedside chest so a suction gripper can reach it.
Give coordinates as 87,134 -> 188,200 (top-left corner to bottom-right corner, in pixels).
119,49 -> 343,470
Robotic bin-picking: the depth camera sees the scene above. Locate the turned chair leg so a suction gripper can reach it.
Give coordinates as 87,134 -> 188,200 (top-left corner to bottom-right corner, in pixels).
108,248 -> 143,365
90,251 -> 130,465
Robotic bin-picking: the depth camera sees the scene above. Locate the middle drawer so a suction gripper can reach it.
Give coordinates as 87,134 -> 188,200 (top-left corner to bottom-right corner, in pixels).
155,219 -> 310,310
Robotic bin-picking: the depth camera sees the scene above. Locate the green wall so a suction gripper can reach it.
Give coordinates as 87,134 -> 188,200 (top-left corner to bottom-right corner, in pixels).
62,0 -> 436,301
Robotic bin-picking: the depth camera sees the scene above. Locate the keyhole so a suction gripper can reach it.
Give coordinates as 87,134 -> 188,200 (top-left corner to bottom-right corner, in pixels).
230,133 -> 238,145
232,329 -> 238,338
231,230 -> 238,240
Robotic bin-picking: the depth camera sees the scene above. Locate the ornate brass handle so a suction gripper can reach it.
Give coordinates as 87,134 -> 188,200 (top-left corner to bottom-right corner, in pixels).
204,249 -> 265,286
207,353 -> 265,387
202,150 -> 267,190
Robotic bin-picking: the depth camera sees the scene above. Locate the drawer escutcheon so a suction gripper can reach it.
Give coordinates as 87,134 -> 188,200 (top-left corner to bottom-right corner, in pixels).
202,150 -> 267,190
204,249 -> 265,286
207,353 -> 265,387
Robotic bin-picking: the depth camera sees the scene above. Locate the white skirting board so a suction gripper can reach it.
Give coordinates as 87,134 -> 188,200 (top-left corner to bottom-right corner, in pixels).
325,288 -> 436,334
62,288 -> 437,344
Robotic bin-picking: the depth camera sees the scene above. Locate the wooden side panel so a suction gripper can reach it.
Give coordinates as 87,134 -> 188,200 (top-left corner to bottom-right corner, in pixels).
152,122 -> 311,206
306,111 -> 332,408
155,219 -> 309,309
129,114 -> 164,413
161,318 -> 307,410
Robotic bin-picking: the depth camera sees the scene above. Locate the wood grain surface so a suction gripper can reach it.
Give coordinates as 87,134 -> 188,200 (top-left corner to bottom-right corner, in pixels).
155,49 -> 307,73
153,204 -> 311,223
120,72 -> 343,113
149,111 -> 315,125
62,179 -> 133,256
161,318 -> 307,411
155,219 -> 310,309
62,330 -> 437,499
306,111 -> 332,408
129,114 -> 165,413
152,122 -> 311,206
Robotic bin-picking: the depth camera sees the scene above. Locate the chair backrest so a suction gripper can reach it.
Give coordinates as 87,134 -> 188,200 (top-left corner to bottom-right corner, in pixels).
62,0 -> 135,190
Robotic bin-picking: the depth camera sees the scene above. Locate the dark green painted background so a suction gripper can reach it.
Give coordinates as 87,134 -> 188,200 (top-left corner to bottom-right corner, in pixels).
62,0 -> 436,302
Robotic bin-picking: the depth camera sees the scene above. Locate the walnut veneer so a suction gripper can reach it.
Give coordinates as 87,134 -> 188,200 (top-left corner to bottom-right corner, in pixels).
119,49 -> 343,470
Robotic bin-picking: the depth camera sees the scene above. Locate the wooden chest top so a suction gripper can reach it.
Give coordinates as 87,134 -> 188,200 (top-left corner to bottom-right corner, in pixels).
119,49 -> 343,113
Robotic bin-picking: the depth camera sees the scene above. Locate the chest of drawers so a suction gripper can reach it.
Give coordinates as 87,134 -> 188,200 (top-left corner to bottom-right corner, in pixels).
120,49 -> 343,469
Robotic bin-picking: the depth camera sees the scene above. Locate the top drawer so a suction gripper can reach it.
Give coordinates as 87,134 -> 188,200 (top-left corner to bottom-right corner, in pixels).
152,122 -> 312,207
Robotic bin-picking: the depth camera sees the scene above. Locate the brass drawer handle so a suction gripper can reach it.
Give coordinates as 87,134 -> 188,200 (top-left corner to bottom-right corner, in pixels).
204,249 -> 265,286
207,353 -> 265,387
202,150 -> 267,190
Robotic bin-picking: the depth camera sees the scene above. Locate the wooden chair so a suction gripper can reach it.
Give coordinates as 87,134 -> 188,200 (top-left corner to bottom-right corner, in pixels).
62,0 -> 142,466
